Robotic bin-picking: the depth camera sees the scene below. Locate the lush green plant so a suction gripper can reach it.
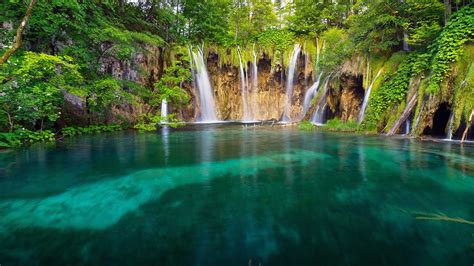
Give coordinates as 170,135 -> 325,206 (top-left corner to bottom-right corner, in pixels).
363,52 -> 430,127
61,124 -> 124,137
14,128 -> 56,143
298,120 -> 315,131
319,28 -> 354,72
325,119 -> 360,132
134,114 -> 183,132
426,5 -> 474,94
0,52 -> 83,131
0,133 -> 21,148
255,29 -> 295,53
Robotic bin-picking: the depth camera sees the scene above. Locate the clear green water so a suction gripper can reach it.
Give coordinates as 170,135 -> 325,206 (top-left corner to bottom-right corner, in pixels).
1,125 -> 474,265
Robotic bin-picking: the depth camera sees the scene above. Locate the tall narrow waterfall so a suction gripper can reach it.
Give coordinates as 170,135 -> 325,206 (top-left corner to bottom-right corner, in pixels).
161,99 -> 168,120
301,73 -> 323,118
446,112 -> 454,140
251,47 -> 259,120
403,32 -> 410,51
282,44 -> 301,122
405,119 -> 411,135
190,48 -> 218,122
237,47 -> 251,121
358,68 -> 383,123
311,75 -> 331,125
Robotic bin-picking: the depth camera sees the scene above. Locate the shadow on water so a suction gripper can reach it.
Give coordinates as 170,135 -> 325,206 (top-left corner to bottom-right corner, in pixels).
1,125 -> 474,265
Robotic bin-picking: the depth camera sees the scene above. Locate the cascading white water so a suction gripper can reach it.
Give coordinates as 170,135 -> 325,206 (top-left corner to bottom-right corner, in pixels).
251,47 -> 259,120
190,48 -> 218,122
282,44 -> 301,122
358,68 -> 383,124
446,112 -> 454,140
301,72 -> 323,118
161,99 -> 168,120
238,47 -> 251,121
403,32 -> 410,51
311,75 -> 331,125
405,119 -> 411,135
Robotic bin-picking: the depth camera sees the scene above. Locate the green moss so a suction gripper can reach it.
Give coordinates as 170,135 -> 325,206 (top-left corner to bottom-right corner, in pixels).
452,45 -> 474,131
426,5 -> 474,93
298,120 -> 316,131
363,52 -> 428,129
325,119 -> 361,132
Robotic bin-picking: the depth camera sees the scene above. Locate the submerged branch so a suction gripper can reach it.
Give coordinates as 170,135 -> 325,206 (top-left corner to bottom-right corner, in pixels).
401,209 -> 474,225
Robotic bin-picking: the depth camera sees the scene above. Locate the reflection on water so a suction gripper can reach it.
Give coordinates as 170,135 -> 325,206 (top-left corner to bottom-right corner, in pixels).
0,126 -> 474,265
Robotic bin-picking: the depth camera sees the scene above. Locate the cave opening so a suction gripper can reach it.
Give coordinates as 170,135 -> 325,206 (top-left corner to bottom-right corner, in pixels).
423,103 -> 451,137
453,120 -> 474,140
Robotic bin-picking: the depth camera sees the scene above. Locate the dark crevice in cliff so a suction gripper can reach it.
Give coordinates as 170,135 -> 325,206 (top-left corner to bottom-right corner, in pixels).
422,103 -> 451,137
452,120 -> 474,140
327,74 -> 364,122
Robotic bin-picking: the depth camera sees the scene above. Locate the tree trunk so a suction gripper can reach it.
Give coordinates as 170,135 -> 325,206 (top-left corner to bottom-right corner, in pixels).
444,0 -> 452,25
0,0 -> 37,65
461,110 -> 474,143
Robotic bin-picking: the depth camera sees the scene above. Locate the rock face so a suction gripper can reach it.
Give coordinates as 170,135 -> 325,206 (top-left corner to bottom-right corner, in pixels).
71,46 -> 367,124
194,52 -> 310,121
195,52 -> 366,123
327,74 -> 364,122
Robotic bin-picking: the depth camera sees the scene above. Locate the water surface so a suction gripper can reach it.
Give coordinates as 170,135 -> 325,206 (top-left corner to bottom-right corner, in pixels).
1,125 -> 474,265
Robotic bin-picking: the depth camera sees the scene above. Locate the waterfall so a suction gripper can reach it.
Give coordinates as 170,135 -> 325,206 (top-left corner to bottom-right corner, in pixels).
358,68 -> 383,124
282,44 -> 301,122
403,32 -> 410,51
160,99 -> 168,120
311,75 -> 331,125
301,72 -> 323,118
405,119 -> 411,135
446,112 -> 454,140
190,47 -> 218,122
251,47 -> 259,120
238,47 -> 251,121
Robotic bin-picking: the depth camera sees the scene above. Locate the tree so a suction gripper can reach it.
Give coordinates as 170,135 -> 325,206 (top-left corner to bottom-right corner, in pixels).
140,49 -> 191,114
0,0 -> 37,65
0,52 -> 82,130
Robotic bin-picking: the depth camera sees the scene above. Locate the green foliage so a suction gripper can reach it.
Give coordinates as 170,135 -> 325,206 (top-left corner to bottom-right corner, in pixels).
14,128 -> 56,143
134,114 -> 183,132
153,59 -> 191,106
61,124 -> 124,137
298,120 -> 315,131
349,1 -> 404,53
363,52 -> 430,127
319,28 -> 354,72
403,0 -> 444,48
0,133 -> 21,148
87,78 -> 133,119
0,52 -> 83,130
325,119 -> 360,132
452,46 -> 474,131
255,29 -> 295,53
426,5 -> 474,94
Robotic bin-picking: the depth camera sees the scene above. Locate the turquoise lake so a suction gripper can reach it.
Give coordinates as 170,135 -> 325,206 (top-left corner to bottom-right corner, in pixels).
1,125 -> 474,265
